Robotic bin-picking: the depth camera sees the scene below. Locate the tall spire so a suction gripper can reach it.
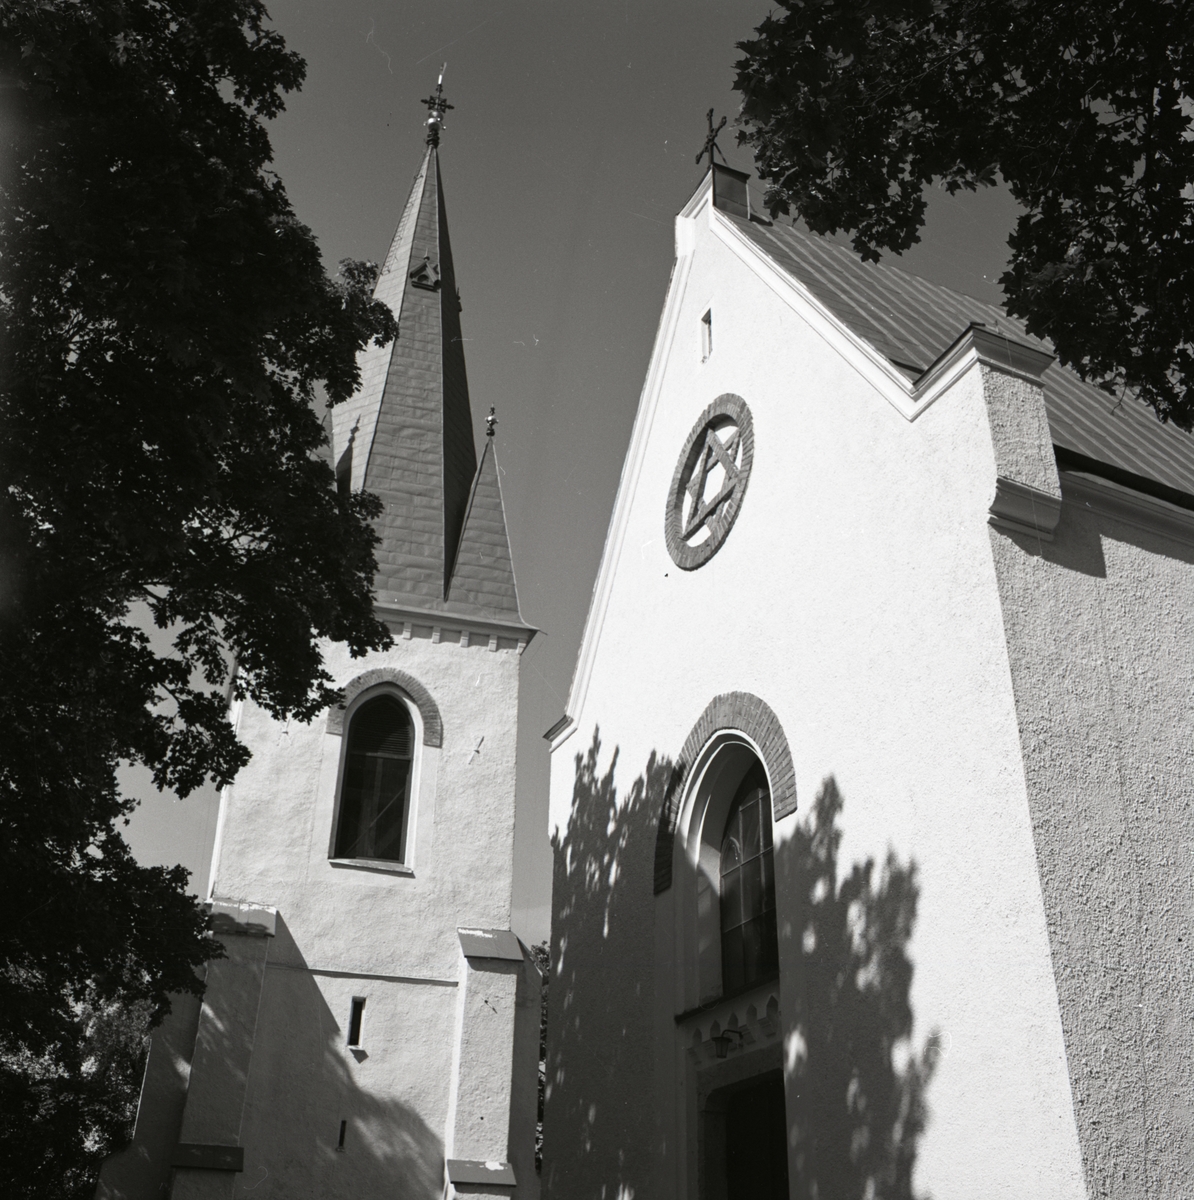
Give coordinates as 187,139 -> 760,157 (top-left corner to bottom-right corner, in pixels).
331,84 -> 529,630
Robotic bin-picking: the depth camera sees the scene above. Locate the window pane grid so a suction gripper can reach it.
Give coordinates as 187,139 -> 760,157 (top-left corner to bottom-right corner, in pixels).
720,771 -> 778,994
334,697 -> 414,863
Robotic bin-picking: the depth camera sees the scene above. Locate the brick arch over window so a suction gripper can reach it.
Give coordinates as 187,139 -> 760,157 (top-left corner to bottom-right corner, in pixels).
325,669 -> 443,748
654,691 -> 796,894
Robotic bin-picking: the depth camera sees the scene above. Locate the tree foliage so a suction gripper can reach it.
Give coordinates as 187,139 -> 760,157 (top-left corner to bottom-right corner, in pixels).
0,0 -> 397,1189
735,0 -> 1194,428
0,995 -> 152,1200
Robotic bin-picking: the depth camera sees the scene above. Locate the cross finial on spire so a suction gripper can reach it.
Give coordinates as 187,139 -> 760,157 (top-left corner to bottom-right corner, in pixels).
422,65 -> 454,146
695,109 -> 728,169
486,406 -> 498,438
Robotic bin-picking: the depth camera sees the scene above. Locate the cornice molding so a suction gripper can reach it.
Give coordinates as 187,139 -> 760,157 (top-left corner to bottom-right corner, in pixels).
1061,470 -> 1194,547
373,600 -> 535,645
990,476 -> 1063,541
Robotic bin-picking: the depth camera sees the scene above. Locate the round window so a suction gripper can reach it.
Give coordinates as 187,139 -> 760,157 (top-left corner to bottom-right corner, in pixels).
664,393 -> 754,570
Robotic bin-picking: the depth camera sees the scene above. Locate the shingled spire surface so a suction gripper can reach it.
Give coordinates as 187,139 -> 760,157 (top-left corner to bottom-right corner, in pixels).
446,435 -> 523,622
331,143 -> 529,630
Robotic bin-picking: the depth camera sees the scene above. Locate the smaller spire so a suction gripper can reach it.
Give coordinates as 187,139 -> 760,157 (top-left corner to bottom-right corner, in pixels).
422,65 -> 454,147
486,406 -> 498,438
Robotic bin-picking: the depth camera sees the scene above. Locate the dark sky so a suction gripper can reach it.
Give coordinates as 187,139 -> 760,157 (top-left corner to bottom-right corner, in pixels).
123,0 -> 1021,941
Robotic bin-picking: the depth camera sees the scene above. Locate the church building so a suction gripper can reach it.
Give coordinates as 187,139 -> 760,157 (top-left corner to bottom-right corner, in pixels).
542,161 -> 1194,1199
98,89 -> 542,1200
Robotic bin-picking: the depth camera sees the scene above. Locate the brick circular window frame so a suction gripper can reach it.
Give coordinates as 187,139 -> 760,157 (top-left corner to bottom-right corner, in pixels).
325,668 -> 443,748
654,691 -> 796,894
664,393 -> 755,571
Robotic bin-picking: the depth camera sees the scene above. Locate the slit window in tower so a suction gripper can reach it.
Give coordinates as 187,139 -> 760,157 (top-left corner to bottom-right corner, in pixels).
337,1120 -> 347,1152
701,309 -> 713,361
347,997 -> 366,1047
333,695 -> 414,863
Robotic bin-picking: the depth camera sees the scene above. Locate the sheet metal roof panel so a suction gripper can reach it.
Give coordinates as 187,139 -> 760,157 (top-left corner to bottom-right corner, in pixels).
729,215 -> 1194,496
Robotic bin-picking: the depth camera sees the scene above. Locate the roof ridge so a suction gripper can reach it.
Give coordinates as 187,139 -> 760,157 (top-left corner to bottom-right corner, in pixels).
775,219 -> 1023,337
726,208 -> 1194,498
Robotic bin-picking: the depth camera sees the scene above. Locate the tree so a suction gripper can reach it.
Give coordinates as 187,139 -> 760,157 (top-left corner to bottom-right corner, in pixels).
734,0 -> 1194,429
0,1 -> 397,1191
0,994 -> 153,1200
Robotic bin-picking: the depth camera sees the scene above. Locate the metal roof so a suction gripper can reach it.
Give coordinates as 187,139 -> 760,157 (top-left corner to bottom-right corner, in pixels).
730,213 -> 1194,499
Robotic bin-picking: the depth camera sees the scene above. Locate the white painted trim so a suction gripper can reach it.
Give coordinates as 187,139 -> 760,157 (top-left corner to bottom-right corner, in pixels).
545,714 -> 576,753
557,244 -> 698,741
708,212 -> 927,419
679,172 -> 713,222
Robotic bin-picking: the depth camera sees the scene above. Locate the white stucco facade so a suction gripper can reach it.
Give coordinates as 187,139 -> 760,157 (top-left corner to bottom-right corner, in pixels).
99,622 -> 541,1200
542,172 -> 1194,1199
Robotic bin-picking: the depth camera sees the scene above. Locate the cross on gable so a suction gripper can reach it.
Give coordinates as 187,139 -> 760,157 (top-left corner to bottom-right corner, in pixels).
695,109 -> 728,169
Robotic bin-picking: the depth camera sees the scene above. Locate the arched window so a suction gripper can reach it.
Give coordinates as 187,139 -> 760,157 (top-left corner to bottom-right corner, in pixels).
333,695 -> 414,863
719,764 -> 778,994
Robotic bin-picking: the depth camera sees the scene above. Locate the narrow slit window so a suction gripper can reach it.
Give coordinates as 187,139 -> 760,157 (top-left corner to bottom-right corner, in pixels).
347,997 -> 365,1047
701,309 -> 713,361
337,1120 -> 347,1152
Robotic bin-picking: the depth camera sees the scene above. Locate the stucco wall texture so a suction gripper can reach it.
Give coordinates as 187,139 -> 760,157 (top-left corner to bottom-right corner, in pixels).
992,495 -> 1194,1195
102,628 -> 540,1200
545,192 -> 1194,1199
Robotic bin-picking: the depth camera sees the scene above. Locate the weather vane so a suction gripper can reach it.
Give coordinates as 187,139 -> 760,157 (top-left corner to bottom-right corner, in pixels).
695,109 -> 728,169
422,65 -> 453,146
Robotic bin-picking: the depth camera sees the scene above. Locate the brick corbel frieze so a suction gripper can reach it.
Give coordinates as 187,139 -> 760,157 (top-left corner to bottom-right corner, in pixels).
654,691 -> 796,894
325,668 -> 444,748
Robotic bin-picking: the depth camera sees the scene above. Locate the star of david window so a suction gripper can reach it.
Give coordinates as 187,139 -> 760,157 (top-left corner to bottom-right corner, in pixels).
665,394 -> 754,570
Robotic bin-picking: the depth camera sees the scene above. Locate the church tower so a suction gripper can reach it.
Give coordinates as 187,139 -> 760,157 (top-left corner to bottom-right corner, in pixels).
100,84 -> 541,1200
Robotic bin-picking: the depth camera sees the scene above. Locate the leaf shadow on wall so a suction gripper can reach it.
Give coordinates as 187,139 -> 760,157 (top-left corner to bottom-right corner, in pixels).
231,916 -> 448,1200
542,729 -> 939,1200
98,915 -> 446,1200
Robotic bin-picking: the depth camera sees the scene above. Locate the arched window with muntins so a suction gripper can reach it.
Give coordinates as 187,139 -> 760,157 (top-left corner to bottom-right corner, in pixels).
334,695 -> 414,863
720,764 -> 779,994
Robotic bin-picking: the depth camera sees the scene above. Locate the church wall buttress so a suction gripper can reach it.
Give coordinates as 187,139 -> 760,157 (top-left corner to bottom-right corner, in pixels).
988,462 -> 1194,1196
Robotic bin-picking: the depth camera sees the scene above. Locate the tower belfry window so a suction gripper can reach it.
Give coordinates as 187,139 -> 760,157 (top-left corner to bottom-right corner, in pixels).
334,696 -> 414,863
701,309 -> 713,361
719,764 -> 778,994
